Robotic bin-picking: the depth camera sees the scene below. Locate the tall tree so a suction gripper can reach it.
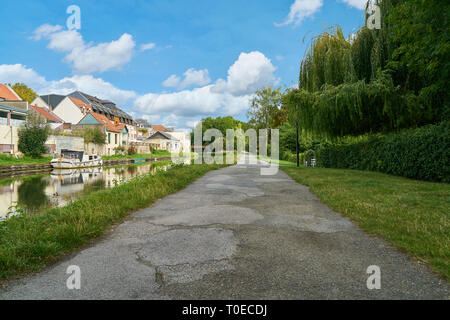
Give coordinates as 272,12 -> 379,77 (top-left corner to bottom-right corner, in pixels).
11,83 -> 37,103
286,0 -> 449,138
247,86 -> 283,129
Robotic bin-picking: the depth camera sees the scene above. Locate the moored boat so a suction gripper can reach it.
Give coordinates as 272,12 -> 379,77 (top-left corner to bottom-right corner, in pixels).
51,149 -> 103,169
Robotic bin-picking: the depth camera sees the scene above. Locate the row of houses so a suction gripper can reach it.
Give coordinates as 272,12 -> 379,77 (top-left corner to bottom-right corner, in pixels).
0,84 -> 190,156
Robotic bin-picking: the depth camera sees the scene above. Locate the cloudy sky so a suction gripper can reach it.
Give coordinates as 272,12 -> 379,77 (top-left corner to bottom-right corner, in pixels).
0,0 -> 366,130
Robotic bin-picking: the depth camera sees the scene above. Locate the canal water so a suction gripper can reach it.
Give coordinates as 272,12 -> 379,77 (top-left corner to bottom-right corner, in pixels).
0,161 -> 173,219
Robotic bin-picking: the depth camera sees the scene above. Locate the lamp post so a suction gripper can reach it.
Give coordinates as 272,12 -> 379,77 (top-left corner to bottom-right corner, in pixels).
296,105 -> 299,168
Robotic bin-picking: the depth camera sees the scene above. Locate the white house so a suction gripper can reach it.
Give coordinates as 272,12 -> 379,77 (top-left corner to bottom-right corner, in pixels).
0,84 -> 28,154
53,96 -> 91,124
169,131 -> 191,154
31,94 -> 65,111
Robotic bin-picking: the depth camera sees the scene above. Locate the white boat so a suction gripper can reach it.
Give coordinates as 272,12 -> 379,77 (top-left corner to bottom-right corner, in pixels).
51,149 -> 103,169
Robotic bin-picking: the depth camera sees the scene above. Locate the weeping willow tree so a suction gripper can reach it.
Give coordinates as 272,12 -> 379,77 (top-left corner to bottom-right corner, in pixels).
299,27 -> 355,92
286,0 -> 446,138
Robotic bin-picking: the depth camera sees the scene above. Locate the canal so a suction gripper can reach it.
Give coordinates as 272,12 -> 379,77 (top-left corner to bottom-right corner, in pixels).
0,161 -> 173,219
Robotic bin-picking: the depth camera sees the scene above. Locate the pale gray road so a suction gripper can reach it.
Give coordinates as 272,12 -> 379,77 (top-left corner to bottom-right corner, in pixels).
0,155 -> 448,299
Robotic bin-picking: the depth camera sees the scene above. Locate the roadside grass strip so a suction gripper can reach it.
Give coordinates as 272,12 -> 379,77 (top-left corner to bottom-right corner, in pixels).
281,165 -> 450,281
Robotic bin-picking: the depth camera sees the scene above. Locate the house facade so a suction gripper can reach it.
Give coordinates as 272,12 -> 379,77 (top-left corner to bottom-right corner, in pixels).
29,105 -> 63,129
52,96 -> 91,125
31,94 -> 65,111
77,112 -> 129,156
0,84 -> 28,154
146,131 -> 181,153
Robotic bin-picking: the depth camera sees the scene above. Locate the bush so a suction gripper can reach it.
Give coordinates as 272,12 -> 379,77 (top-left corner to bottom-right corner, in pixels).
114,145 -> 126,155
127,145 -> 137,155
18,126 -> 49,158
316,122 -> 450,182
83,128 -> 106,145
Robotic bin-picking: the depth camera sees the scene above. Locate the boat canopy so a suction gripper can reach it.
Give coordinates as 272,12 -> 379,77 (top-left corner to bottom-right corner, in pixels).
60,149 -> 84,162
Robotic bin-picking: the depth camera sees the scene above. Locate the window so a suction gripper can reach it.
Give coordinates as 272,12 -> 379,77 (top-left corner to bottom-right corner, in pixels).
115,134 -> 118,144
108,133 -> 111,144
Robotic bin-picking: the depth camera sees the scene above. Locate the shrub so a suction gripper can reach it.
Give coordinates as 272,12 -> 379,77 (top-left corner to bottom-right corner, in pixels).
18,126 -> 49,158
114,145 -> 126,155
127,145 -> 137,155
316,122 -> 450,182
83,128 -> 106,145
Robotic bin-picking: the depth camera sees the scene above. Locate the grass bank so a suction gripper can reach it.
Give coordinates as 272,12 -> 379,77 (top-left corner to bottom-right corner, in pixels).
103,150 -> 171,160
0,162 -> 227,280
281,165 -> 450,280
0,154 -> 52,167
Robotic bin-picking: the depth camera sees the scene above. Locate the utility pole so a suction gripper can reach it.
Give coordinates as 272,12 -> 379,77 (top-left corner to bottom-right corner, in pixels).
296,105 -> 299,168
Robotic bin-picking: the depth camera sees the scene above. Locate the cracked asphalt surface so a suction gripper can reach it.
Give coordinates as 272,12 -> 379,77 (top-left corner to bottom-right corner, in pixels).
0,154 -> 448,299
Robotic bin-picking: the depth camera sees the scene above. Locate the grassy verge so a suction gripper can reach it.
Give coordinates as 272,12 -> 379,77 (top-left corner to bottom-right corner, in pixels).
0,162 -> 227,280
258,154 -> 298,166
103,150 -> 171,160
281,165 -> 450,280
0,155 -> 52,167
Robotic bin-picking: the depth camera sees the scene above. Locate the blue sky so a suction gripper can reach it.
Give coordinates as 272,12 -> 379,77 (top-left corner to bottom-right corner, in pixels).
0,0 -> 367,129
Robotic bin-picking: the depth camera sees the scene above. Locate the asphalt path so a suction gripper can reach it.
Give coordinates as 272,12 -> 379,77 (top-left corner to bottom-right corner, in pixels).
1,154 -> 448,299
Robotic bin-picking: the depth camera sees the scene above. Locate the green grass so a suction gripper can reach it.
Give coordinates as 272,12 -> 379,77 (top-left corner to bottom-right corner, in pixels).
0,162 -> 227,280
102,150 -> 171,160
258,154 -> 298,166
281,165 -> 450,281
0,154 -> 52,167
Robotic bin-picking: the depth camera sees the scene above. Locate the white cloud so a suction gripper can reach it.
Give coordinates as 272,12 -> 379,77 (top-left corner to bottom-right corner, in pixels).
0,64 -> 135,105
43,75 -> 136,105
0,64 -> 46,88
31,24 -> 62,40
214,51 -> 276,96
48,30 -> 84,52
140,43 -> 156,51
163,68 -> 211,90
339,0 -> 367,10
275,0 -> 323,27
135,85 -> 252,117
65,33 -> 135,74
162,74 -> 181,88
135,51 -> 277,128
31,24 -> 136,74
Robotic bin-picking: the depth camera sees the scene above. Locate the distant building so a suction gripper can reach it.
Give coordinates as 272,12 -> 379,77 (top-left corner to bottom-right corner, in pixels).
151,124 -> 166,132
31,94 -> 66,111
68,91 -> 134,125
53,96 -> 92,125
0,84 -> 22,101
0,84 -> 28,154
68,91 -> 138,142
135,118 -> 151,128
146,131 -> 180,152
29,105 -> 63,129
77,112 -> 129,156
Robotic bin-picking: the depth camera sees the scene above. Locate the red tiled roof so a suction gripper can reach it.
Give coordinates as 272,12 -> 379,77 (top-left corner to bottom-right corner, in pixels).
89,112 -> 126,133
69,96 -> 92,111
152,125 -> 166,132
0,84 -> 21,101
29,105 -> 63,123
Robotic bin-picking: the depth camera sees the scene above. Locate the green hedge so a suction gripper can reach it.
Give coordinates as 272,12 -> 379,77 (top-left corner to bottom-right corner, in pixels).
316,122 -> 450,182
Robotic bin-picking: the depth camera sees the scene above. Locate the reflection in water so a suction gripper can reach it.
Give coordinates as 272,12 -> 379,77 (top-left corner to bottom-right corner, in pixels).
17,177 -> 50,213
0,162 -> 172,219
